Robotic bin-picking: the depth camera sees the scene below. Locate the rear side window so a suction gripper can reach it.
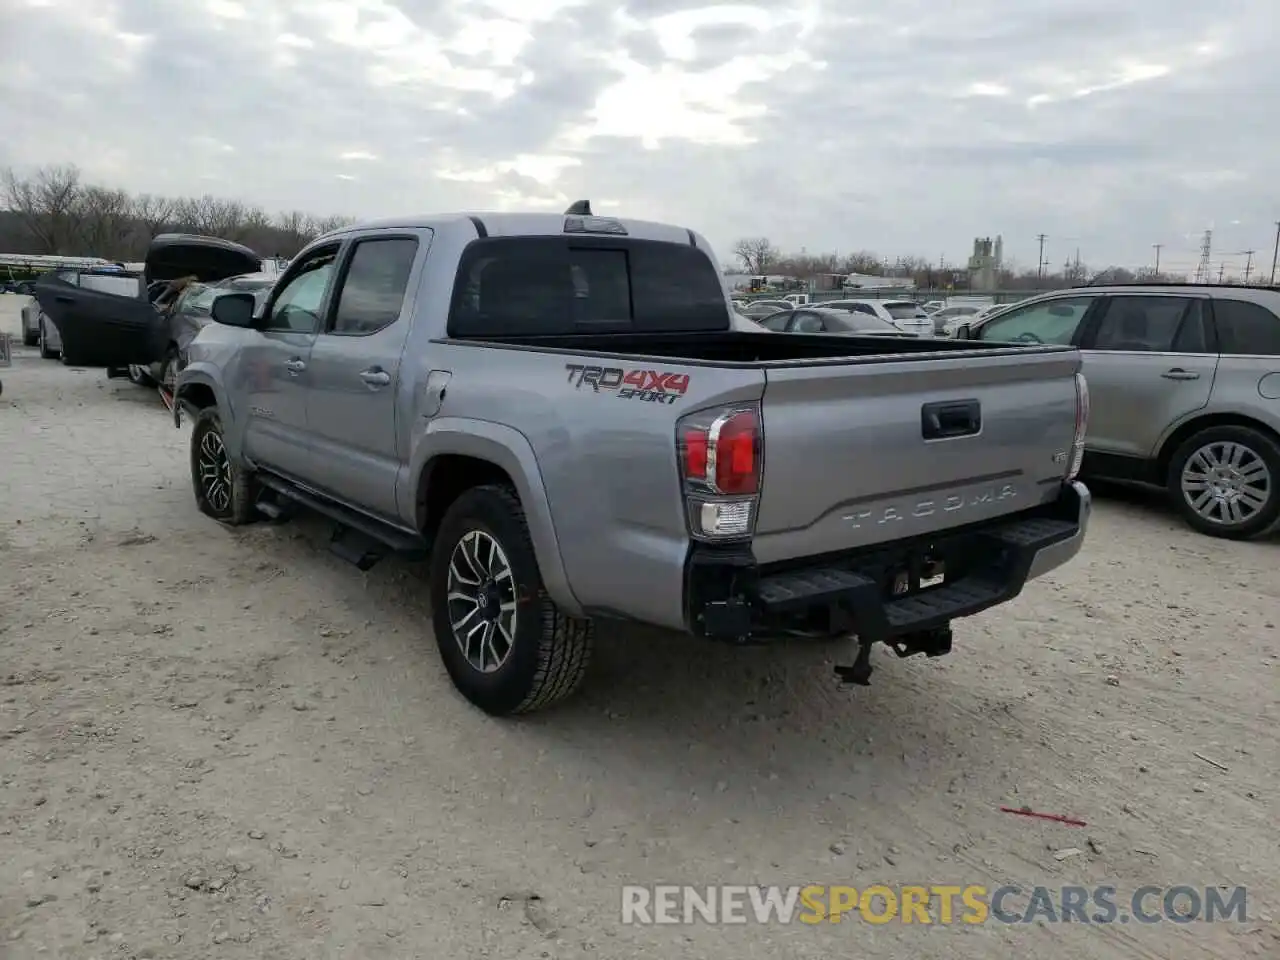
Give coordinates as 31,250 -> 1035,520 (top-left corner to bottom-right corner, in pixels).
1212,299 -> 1280,355
448,238 -> 729,336
78,273 -> 140,297
330,237 -> 419,335
1090,296 -> 1206,353
884,302 -> 925,320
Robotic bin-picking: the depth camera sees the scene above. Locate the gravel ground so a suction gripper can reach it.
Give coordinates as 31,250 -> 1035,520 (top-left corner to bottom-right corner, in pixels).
0,293 -> 1276,960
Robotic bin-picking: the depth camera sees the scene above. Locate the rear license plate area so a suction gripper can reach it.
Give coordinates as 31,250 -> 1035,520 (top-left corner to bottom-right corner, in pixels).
889,556 -> 946,598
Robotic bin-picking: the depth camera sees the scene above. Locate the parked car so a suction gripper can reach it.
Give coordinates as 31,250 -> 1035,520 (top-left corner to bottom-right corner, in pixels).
819,299 -> 934,337
730,310 -> 768,331
129,271 -> 277,389
953,283 -> 1280,539
20,297 -> 43,348
174,203 -> 1090,716
756,307 -> 916,337
32,234 -> 262,369
737,299 -> 794,320
930,304 -> 984,335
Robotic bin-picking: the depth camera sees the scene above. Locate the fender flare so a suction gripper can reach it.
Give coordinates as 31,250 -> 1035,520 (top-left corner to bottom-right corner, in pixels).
173,365 -> 228,432
407,417 -> 582,616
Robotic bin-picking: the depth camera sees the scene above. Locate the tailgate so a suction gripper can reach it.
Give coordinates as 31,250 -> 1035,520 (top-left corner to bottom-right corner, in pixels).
753,347 -> 1081,564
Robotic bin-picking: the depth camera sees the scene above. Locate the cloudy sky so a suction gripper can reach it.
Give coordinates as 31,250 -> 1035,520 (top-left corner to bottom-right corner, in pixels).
1,0 -> 1277,274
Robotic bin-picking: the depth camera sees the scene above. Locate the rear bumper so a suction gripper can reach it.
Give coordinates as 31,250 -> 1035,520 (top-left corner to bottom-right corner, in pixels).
687,480 -> 1090,642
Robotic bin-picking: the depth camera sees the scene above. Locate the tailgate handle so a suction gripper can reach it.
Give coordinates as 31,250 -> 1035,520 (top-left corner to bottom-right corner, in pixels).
922,399 -> 981,440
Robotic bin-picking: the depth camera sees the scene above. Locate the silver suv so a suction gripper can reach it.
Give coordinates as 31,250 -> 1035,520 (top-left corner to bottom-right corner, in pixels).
954,283 -> 1280,539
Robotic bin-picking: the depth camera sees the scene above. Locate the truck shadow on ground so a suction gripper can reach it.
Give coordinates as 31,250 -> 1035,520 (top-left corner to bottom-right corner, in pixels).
275,509 -> 1032,808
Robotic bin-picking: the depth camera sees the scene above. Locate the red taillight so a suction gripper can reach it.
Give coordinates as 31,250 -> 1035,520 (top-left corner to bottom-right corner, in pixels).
712,411 -> 758,494
676,405 -> 762,541
684,429 -> 708,480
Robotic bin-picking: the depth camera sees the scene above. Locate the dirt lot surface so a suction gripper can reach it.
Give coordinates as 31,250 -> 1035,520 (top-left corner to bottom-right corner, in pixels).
0,293 -> 1276,960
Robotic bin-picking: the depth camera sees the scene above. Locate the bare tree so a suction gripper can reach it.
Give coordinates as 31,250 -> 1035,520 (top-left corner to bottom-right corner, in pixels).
0,164 -> 85,253
75,186 -> 135,259
309,214 -> 357,236
171,195 -> 249,239
131,194 -> 175,240
732,237 -> 778,274
838,251 -> 884,276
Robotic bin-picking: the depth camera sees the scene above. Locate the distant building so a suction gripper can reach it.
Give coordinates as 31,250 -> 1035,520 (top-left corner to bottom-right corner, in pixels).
967,236 -> 1003,289
842,272 -> 916,291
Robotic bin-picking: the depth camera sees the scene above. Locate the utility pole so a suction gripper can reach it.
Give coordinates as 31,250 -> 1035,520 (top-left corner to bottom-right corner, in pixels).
1036,234 -> 1047,279
1218,263 -> 1226,283
1271,221 -> 1280,284
1152,243 -> 1162,275
1243,250 -> 1255,283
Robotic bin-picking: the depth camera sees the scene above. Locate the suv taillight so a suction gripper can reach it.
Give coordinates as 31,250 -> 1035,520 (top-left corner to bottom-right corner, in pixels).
1068,371 -> 1089,480
677,406 -> 762,541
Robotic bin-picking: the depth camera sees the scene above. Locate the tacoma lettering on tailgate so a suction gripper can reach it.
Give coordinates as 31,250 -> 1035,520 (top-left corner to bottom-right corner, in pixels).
564,364 -> 690,405
843,483 -> 1017,528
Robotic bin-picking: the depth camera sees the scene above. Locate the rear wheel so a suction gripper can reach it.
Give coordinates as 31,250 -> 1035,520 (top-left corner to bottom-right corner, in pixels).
429,484 -> 593,716
38,321 -> 58,360
128,364 -> 158,387
190,408 -> 256,525
1167,425 -> 1280,540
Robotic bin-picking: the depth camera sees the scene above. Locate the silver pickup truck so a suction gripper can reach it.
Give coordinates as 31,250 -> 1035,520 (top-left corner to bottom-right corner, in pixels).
174,204 -> 1092,716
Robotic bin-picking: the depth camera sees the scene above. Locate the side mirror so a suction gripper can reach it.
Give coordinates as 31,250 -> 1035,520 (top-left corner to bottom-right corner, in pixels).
210,292 -> 256,328
953,324 -> 971,340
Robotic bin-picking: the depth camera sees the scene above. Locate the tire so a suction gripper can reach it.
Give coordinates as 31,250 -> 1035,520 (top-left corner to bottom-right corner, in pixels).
128,364 -> 158,388
429,484 -> 593,716
1166,425 -> 1280,540
190,407 -> 257,525
22,327 -> 38,347
159,347 -> 181,394
38,321 -> 58,360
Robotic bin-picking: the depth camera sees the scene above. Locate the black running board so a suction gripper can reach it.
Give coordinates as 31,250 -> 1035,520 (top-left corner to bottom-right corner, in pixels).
254,473 -> 429,566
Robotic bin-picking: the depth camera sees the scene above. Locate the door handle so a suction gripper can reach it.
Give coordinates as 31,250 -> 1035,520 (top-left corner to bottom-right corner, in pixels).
1161,368 -> 1200,380
360,368 -> 391,387
284,358 -> 306,373
54,295 -> 74,304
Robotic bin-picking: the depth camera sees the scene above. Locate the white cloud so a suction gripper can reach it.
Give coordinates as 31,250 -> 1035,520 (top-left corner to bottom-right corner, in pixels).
0,0 -> 1277,271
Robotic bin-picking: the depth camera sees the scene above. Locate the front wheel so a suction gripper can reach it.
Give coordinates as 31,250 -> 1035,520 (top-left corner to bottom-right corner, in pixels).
1167,425 -> 1280,540
429,484 -> 594,716
159,347 -> 182,395
190,408 -> 257,525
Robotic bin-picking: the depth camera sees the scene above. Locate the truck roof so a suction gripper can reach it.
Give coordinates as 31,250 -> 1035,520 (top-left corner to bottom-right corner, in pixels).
317,212 -> 705,249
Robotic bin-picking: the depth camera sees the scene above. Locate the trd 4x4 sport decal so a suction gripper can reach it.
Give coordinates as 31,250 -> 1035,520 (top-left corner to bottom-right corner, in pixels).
564,364 -> 690,405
